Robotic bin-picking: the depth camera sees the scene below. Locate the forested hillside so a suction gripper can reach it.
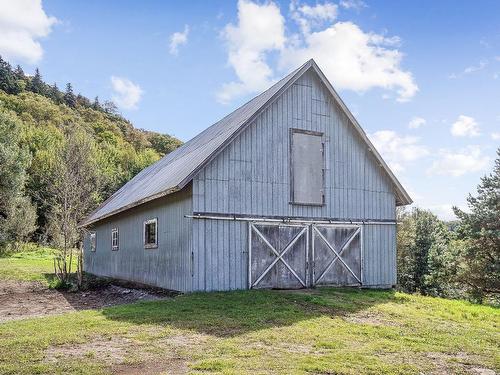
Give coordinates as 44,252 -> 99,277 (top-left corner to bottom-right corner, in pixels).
0,56 -> 182,247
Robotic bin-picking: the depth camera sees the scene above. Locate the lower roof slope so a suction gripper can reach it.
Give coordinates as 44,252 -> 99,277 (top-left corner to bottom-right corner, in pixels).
82,59 -> 411,226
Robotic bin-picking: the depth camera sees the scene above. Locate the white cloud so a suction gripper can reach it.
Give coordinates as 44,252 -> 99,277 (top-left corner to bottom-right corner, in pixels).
290,1 -> 338,34
491,132 -> 500,140
451,115 -> 480,137
368,130 -> 429,173
281,21 -> 418,102
464,60 -> 488,74
427,146 -> 490,177
219,0 -> 417,104
449,60 -> 488,79
339,0 -> 367,10
110,76 -> 143,110
408,116 -> 426,129
169,25 -> 189,56
0,0 -> 57,64
218,0 -> 285,104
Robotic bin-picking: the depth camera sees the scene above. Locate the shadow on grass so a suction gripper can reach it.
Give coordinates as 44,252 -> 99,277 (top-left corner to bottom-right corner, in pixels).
100,287 -> 399,337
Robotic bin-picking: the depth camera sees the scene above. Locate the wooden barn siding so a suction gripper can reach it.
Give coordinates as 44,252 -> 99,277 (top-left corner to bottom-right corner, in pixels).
192,71 -> 396,291
84,185 -> 193,292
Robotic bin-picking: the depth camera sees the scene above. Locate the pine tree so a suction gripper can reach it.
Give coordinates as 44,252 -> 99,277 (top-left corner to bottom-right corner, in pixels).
453,148 -> 500,301
29,68 -> 45,95
14,65 -> 24,79
0,56 -> 19,94
64,83 -> 76,108
49,83 -> 63,103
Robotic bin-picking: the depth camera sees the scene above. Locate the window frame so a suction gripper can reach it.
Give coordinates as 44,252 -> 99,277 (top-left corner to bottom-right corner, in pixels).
89,232 -> 96,252
111,227 -> 119,251
289,128 -> 325,206
143,218 -> 158,249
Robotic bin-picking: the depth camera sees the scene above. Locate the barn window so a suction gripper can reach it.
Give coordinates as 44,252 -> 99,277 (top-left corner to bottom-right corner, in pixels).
290,129 -> 325,205
143,218 -> 158,249
90,232 -> 96,252
111,228 -> 119,251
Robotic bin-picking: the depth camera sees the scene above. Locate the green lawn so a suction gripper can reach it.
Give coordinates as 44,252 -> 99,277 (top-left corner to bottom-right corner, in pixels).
0,246 -> 57,283
0,252 -> 498,374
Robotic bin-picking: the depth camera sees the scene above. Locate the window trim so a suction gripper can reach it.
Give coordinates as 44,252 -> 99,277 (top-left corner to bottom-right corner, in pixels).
111,227 -> 119,251
143,218 -> 158,249
89,232 -> 96,252
289,128 -> 325,206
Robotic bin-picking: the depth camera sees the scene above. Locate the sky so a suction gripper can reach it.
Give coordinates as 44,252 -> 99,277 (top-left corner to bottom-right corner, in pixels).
1,0 -> 499,220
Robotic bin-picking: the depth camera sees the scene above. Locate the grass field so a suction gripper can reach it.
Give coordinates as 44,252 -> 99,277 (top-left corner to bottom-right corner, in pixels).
0,246 -> 58,283
0,250 -> 498,374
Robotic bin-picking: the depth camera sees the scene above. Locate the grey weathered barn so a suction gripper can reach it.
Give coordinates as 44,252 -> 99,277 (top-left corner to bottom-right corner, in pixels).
81,59 -> 411,292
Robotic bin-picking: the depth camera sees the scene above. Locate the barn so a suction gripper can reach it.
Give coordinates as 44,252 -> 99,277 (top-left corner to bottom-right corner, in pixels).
81,59 -> 412,292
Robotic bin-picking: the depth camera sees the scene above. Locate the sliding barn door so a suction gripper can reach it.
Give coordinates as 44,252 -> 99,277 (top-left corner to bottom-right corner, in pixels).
312,224 -> 362,286
249,223 -> 309,289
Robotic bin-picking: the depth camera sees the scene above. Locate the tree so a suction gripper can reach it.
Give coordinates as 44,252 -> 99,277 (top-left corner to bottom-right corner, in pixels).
92,96 -> 101,110
0,111 -> 36,245
148,133 -> 182,156
46,83 -> 64,104
14,65 -> 24,79
3,196 -> 37,244
29,68 -> 45,95
453,148 -> 500,301
46,128 -> 101,284
397,208 -> 451,295
0,56 -> 20,94
63,83 -> 76,108
76,94 -> 91,108
103,100 -> 118,114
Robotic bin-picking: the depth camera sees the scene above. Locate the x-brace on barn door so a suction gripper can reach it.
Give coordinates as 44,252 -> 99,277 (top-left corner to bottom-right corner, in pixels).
312,224 -> 362,286
249,223 -> 309,289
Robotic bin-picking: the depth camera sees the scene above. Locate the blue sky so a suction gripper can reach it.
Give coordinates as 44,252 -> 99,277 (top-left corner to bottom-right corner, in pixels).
1,0 -> 499,220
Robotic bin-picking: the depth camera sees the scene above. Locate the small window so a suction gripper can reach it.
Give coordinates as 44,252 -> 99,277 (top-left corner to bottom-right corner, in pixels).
290,129 -> 325,205
143,218 -> 158,249
111,228 -> 119,251
90,232 -> 96,252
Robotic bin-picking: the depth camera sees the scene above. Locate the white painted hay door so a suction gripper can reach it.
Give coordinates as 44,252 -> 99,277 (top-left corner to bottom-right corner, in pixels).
312,224 -> 362,286
249,223 -> 309,289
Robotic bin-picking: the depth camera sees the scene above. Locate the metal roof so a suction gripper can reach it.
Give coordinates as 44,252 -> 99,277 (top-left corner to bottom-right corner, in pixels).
81,59 -> 411,226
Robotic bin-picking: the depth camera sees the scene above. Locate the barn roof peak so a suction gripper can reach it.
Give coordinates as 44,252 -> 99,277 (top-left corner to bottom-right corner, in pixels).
81,59 -> 411,226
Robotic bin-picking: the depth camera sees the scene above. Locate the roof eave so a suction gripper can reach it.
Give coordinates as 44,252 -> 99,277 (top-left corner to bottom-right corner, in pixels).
78,185 -> 182,227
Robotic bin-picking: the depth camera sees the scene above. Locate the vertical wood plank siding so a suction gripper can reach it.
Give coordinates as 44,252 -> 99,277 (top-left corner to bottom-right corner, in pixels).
84,185 -> 193,291
192,71 -> 397,290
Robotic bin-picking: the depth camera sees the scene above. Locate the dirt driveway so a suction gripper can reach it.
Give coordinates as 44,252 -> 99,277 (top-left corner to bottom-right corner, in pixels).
0,280 -> 167,323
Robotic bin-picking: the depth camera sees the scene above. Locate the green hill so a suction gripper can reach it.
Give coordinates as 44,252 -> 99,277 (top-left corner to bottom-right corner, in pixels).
0,56 -> 181,244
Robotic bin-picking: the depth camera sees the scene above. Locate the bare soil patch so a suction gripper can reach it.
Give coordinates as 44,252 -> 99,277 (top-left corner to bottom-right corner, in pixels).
44,332 -> 208,375
0,279 -> 168,323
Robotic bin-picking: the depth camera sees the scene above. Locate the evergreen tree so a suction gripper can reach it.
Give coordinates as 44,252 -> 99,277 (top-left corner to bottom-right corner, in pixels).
14,65 -> 24,79
29,68 -> 45,95
63,83 -> 76,108
48,83 -> 63,103
92,96 -> 101,110
0,56 -> 19,94
13,65 -> 27,92
453,148 -> 500,301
